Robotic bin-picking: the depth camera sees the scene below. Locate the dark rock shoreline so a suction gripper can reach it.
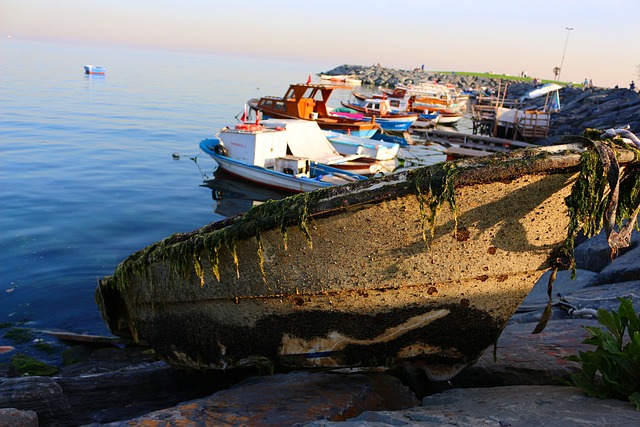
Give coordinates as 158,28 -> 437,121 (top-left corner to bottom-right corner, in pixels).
3,65 -> 640,426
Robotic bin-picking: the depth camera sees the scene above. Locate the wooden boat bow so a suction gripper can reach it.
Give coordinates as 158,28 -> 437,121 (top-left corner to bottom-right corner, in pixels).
96,132 -> 640,380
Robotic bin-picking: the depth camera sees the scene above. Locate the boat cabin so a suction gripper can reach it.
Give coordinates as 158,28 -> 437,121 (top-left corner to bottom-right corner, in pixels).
257,84 -> 340,120
354,98 -> 392,115
219,125 -> 300,174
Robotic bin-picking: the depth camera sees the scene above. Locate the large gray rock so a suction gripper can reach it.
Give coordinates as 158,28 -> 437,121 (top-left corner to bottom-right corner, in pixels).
0,376 -> 71,427
87,371 -> 419,427
574,229 -> 640,273
591,245 -> 640,285
303,385 -> 640,426
0,408 -> 38,427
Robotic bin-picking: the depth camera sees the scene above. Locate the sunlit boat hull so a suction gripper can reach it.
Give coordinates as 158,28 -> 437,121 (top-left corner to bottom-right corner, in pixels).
96,142 -> 637,380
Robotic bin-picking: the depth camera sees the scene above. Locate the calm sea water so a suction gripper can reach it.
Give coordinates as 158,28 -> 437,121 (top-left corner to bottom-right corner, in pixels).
0,39 -> 340,351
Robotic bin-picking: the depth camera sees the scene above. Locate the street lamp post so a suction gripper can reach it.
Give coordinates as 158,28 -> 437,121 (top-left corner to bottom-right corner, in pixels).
557,27 -> 574,81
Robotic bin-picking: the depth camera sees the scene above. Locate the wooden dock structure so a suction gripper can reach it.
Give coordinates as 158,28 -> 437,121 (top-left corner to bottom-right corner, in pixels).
470,82 -> 553,142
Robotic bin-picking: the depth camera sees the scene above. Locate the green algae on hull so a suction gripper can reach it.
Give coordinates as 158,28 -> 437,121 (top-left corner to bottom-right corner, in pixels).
412,161 -> 459,242
101,146 -> 577,297
107,191 -> 319,293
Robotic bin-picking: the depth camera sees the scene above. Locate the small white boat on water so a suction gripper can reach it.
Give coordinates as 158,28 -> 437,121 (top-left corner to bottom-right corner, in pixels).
319,74 -> 348,82
200,120 -> 372,193
84,65 -> 106,75
324,130 -> 400,161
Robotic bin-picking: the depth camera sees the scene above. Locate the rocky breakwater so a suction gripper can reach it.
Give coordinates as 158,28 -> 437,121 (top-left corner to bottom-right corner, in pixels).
321,64 -> 505,91
322,64 -> 640,144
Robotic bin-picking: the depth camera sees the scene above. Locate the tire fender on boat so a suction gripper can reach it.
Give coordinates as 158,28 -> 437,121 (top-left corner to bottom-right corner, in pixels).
213,143 -> 228,157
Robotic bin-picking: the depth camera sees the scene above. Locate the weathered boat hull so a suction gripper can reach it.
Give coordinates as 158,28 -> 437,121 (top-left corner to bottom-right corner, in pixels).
96,143 -> 635,380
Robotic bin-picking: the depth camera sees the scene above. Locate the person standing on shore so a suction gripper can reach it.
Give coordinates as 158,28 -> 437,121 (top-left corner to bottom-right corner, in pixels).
631,81 -> 636,91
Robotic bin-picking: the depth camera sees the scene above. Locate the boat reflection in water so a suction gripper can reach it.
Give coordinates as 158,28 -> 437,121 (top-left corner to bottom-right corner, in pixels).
202,170 -> 290,219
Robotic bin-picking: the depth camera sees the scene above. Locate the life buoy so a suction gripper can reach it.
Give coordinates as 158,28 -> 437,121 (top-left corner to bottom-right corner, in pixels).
235,123 -> 264,132
379,101 -> 389,116
213,143 -> 228,157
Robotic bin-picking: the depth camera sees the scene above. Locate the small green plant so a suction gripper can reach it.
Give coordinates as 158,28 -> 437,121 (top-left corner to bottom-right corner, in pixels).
568,298 -> 640,409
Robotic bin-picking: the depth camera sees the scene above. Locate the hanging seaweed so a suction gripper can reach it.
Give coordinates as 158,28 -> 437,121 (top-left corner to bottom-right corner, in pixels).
561,129 -> 640,272
255,229 -> 267,283
107,186 -> 324,292
286,192 -> 313,250
208,244 -> 221,282
412,161 -> 459,243
534,129 -> 640,334
226,238 -> 240,279
193,251 -> 205,287
562,146 -> 609,255
278,201 -> 289,251
617,164 -> 640,220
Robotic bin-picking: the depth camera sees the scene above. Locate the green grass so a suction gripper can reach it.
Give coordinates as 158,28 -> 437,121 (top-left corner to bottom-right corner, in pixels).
430,70 -> 566,86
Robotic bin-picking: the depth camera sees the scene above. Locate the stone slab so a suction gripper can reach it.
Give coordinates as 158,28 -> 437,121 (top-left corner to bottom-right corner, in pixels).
303,385 -> 640,426
87,371 -> 419,427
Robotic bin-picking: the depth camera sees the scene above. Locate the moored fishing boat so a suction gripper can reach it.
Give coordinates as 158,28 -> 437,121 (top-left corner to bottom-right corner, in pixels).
199,119 -> 370,193
248,83 -> 380,138
340,97 -> 419,132
351,89 -> 464,126
96,130 -> 640,380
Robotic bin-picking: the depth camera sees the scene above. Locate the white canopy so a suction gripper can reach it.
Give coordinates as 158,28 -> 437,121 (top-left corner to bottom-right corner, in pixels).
261,119 -> 347,164
524,83 -> 563,100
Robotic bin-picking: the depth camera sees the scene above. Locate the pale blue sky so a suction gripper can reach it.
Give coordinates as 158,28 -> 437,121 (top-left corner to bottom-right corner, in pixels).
2,0 -> 639,87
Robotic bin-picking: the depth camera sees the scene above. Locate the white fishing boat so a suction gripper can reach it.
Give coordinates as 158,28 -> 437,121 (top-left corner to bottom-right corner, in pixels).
200,120 -> 368,193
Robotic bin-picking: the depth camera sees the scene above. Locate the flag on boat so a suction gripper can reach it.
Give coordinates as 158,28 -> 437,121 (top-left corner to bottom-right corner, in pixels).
306,73 -> 312,84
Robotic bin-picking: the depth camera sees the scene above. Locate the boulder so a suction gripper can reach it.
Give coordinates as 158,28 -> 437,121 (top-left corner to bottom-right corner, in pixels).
303,385 -> 640,426
0,408 -> 38,427
87,371 -> 419,427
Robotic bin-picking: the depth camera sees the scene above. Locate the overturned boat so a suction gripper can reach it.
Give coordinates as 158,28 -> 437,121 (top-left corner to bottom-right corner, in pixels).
96,130 -> 640,380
